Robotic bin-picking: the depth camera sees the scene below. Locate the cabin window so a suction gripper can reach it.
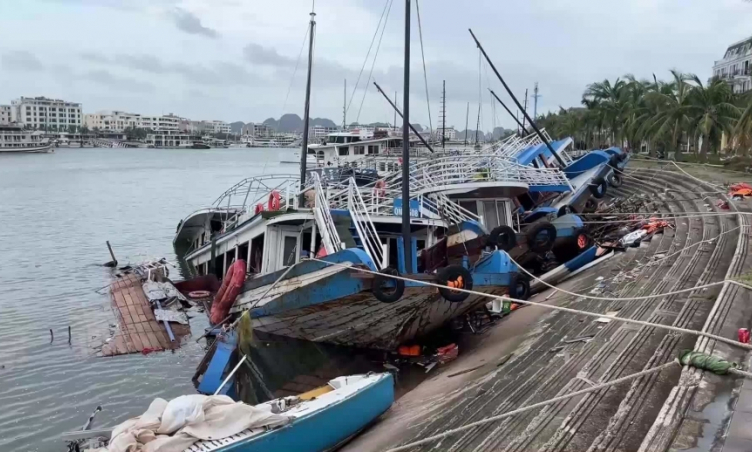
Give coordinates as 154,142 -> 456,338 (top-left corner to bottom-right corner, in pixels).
213,254 -> 224,279
482,201 -> 501,230
282,236 -> 298,266
307,148 -> 316,155
367,145 -> 378,154
250,234 -> 264,273
388,237 -> 399,269
338,146 -> 349,156
459,200 -> 478,215
379,162 -> 386,171
237,242 -> 250,272
354,145 -> 365,155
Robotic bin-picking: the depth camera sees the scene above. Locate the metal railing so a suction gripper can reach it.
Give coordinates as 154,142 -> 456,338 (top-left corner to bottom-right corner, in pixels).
347,178 -> 385,269
311,172 -> 343,255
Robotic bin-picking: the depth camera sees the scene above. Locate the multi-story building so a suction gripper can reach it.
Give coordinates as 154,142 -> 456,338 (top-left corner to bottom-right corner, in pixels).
242,122 -> 274,137
310,125 -> 340,139
10,96 -> 83,130
0,105 -> 11,125
208,120 -> 231,135
712,36 -> 752,94
84,110 -> 141,132
434,126 -> 457,142
138,113 -> 180,132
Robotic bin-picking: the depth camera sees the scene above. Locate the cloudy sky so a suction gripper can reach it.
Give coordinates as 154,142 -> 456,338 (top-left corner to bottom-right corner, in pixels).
0,0 -> 750,130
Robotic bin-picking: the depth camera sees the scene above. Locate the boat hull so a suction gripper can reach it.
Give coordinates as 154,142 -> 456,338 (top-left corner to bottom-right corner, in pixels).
0,144 -> 54,154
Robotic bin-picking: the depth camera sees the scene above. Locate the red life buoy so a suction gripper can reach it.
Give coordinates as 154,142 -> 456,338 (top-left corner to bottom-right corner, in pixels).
254,203 -> 264,214
210,259 -> 247,324
268,191 -> 281,211
373,179 -> 386,199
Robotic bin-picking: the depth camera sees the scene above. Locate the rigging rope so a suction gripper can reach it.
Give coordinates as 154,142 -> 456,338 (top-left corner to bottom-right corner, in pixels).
356,0 -> 394,123
280,25 -> 310,117
345,0 -> 391,118
307,257 -> 752,352
415,0 -> 433,138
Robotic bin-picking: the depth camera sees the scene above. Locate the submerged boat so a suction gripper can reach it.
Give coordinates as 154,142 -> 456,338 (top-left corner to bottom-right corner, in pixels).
0,124 -> 53,154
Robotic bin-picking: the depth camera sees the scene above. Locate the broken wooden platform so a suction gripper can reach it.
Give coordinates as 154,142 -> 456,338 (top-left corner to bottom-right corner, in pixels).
102,272 -> 190,356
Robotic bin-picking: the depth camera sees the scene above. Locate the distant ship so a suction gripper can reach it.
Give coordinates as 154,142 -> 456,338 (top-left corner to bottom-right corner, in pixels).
0,124 -> 53,154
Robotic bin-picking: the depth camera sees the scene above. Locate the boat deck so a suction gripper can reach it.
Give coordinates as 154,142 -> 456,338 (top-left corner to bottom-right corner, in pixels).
101,272 -> 190,356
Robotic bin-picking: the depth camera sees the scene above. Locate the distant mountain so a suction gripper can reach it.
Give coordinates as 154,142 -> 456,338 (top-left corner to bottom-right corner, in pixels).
230,121 -> 244,134
260,114 -> 338,133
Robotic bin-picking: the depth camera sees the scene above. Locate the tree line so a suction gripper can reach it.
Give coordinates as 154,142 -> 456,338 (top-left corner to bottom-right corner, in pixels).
536,71 -> 752,160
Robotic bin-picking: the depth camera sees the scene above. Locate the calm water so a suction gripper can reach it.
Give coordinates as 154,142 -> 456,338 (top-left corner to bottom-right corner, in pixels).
0,147 -> 300,451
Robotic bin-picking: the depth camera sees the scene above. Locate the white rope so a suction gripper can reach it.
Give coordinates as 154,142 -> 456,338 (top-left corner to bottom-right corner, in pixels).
649,226 -> 741,265
671,161 -> 725,189
307,258 -> 752,351
384,361 -> 680,452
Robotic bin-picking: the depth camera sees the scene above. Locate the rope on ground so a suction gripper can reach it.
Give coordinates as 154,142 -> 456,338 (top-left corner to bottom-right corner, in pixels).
384,361 -> 680,452
307,258 -> 752,351
671,161 -> 725,189
650,226 -> 741,265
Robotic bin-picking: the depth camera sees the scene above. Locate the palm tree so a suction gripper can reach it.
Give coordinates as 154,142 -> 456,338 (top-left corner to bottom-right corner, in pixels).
685,75 -> 738,161
732,92 -> 752,155
641,70 -> 692,157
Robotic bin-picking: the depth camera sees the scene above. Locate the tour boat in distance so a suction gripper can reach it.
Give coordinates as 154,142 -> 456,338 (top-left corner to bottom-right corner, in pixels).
0,124 -> 54,154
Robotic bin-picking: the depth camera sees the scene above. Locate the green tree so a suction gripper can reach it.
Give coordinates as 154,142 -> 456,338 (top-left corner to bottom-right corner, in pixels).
685,75 -> 738,161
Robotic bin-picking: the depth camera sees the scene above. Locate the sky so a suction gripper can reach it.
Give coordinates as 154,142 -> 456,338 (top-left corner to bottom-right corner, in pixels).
0,0 -> 750,131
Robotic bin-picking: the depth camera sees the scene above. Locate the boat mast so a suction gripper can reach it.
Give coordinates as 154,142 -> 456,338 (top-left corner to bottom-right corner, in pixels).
464,102 -> 469,146
373,82 -> 434,152
394,91 -> 397,131
343,79 -> 347,130
401,0 -> 412,272
489,89 -> 527,134
521,88 -> 528,133
469,29 -> 567,167
441,80 -> 446,149
533,82 -> 540,120
299,8 -> 316,196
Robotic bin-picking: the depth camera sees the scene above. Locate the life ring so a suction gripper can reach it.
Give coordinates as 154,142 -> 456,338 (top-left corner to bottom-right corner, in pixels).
575,229 -> 592,250
589,177 -> 608,199
525,221 -> 557,254
486,225 -> 517,251
268,190 -> 281,211
210,259 -> 247,324
254,203 -> 264,214
372,267 -> 405,303
373,179 -> 386,199
188,290 -> 211,299
436,265 -> 473,303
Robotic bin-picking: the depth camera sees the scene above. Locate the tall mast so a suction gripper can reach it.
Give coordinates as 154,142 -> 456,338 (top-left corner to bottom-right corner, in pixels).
401,0 -> 412,272
343,79 -> 346,130
299,9 -> 316,196
521,88 -> 528,132
464,102 -> 469,146
533,82 -> 540,120
394,91 -> 398,131
474,103 -> 481,145
441,80 -> 446,148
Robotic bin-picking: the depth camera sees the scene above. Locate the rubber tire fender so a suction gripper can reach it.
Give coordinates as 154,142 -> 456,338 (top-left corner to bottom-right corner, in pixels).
589,177 -> 608,199
486,225 -> 517,251
508,273 -> 531,300
372,267 -> 405,303
557,205 -> 577,217
436,265 -> 474,303
609,172 -> 623,188
617,151 -> 628,161
525,221 -> 557,253
583,198 -> 598,213
609,154 -> 623,174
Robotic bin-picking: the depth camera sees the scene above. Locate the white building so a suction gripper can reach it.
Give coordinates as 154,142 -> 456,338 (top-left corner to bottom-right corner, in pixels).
10,96 -> 83,130
207,120 -> 231,134
242,122 -> 274,137
311,126 -> 340,139
138,113 -> 180,132
84,110 -> 141,132
712,36 -> 752,94
0,105 -> 10,125
435,126 -> 457,142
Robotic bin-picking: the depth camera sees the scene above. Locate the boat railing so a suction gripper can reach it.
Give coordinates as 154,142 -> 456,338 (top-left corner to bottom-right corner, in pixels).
347,178 -> 385,269
311,172 -> 343,254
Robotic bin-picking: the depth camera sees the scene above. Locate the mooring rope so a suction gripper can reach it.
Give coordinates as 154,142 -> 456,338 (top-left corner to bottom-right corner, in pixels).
307,258 -> 752,351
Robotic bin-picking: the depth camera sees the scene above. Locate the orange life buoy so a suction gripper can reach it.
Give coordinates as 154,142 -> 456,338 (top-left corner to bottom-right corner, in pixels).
373,179 -> 386,198
210,259 -> 247,324
254,203 -> 264,214
268,190 -> 281,211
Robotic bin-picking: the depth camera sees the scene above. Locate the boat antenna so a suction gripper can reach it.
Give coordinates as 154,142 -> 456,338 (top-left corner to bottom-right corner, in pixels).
441,80 -> 446,148
533,82 -> 540,121
343,79 -> 347,130
374,82 -> 434,152
401,0 -> 413,272
488,89 -> 528,134
298,7 -> 316,197
394,91 -> 398,130
469,29 -> 567,167
464,102 -> 469,146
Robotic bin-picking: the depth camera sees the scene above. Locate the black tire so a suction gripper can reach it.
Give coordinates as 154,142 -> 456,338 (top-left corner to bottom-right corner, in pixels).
486,225 -> 517,251
583,198 -> 598,213
525,222 -> 557,253
508,273 -> 531,300
589,177 -> 607,199
372,267 -> 405,303
436,265 -> 473,303
609,173 -> 623,188
557,205 -> 577,217
617,152 -> 628,161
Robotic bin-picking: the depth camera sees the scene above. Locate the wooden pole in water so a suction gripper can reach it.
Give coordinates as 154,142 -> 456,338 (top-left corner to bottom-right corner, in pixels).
106,241 -> 117,266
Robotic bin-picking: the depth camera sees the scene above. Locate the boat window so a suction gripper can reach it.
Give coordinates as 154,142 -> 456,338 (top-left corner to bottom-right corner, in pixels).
459,200 -> 478,215
367,145 -> 378,154
379,162 -> 386,171
282,236 -> 298,266
351,137 -> 361,143
338,146 -> 349,156
482,201 -> 501,230
213,254 -> 224,279
354,145 -> 365,155
307,148 -> 316,155
237,242 -> 250,272
250,234 -> 264,273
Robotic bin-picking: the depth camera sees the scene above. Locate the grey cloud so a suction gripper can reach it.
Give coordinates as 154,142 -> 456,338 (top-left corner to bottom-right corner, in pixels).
84,70 -> 154,92
170,8 -> 218,38
243,44 -> 296,68
80,52 -> 110,63
117,54 -> 169,74
2,51 -> 44,72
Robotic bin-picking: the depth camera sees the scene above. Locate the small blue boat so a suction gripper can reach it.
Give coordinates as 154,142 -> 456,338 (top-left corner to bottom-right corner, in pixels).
187,373 -> 394,452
